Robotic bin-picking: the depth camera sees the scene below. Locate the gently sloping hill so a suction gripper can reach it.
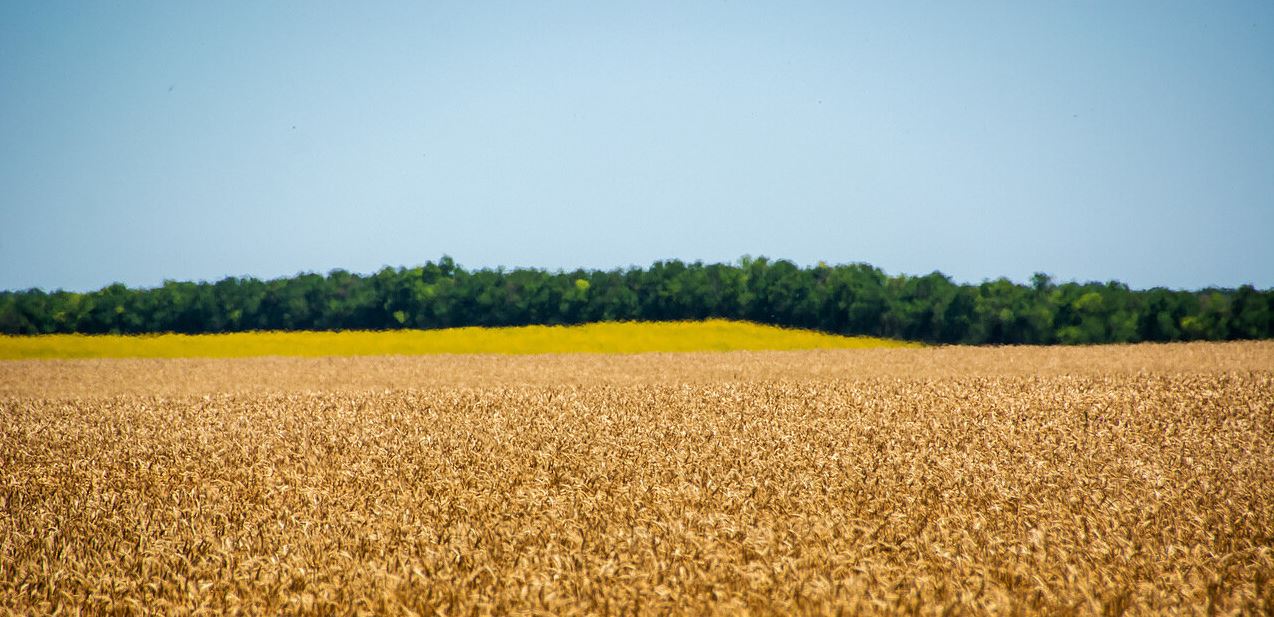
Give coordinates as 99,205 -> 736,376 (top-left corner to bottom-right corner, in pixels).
0,319 -> 915,359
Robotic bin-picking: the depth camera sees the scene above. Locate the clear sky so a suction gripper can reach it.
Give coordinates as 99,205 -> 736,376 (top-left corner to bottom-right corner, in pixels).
2,2 -> 1272,292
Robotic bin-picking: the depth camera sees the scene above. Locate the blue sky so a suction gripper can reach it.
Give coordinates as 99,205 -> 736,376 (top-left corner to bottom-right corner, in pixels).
2,2 -> 1272,292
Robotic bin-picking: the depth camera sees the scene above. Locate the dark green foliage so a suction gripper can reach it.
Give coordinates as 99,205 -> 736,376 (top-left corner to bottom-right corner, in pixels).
2,257 -> 1271,344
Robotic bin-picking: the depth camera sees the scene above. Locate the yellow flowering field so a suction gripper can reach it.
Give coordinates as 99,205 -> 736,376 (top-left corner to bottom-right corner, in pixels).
0,319 -> 914,360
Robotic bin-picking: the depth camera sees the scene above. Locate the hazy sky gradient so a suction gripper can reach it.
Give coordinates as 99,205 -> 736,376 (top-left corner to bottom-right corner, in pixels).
3,2 -> 1272,291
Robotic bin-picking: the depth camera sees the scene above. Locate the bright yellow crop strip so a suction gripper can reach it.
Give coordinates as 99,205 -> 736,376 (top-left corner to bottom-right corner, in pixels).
0,320 -> 916,359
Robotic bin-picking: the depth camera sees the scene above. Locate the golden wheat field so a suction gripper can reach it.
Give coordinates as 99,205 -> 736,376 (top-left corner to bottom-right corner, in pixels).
3,342 -> 1273,615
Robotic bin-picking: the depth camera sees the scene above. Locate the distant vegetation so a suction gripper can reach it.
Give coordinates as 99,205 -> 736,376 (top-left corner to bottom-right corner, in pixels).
2,257 -> 1271,344
0,320 -> 912,359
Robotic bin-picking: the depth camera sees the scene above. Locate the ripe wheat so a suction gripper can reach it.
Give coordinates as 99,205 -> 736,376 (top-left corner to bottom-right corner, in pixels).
2,342 -> 1272,614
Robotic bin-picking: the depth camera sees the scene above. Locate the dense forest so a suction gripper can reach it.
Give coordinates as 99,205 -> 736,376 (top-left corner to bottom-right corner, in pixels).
2,257 -> 1271,344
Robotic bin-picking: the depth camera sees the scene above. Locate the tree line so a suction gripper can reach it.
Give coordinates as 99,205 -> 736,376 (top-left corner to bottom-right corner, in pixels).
2,257 -> 1271,344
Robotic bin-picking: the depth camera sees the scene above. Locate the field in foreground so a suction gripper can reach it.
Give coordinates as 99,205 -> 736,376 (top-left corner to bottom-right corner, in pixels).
0,320 -> 913,359
2,342 -> 1273,615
